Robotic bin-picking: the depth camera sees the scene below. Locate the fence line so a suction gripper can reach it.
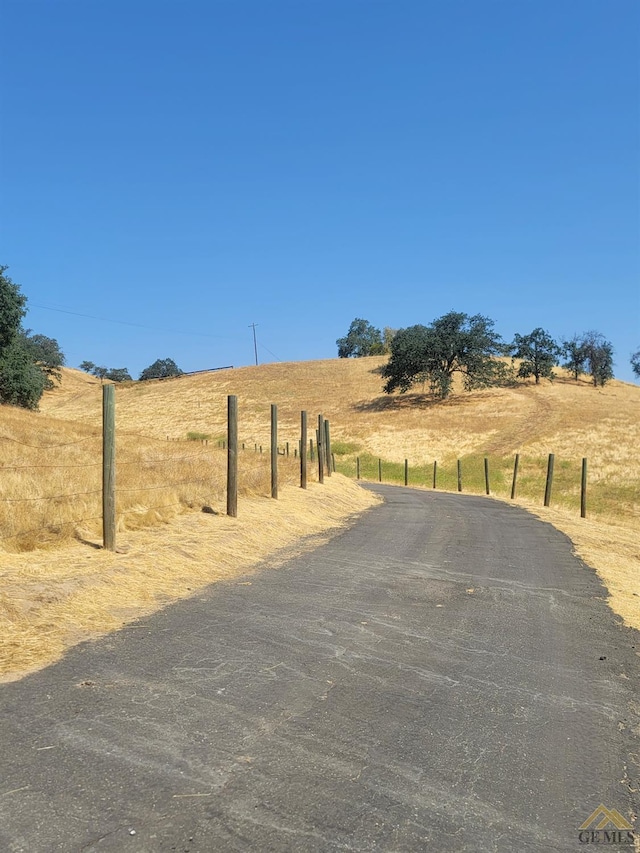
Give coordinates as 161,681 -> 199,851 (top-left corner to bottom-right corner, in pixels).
2,384 -> 599,553
0,390 -> 330,551
337,452 -> 593,520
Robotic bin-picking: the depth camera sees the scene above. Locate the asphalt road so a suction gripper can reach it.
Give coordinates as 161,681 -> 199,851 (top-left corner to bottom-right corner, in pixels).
1,485 -> 638,852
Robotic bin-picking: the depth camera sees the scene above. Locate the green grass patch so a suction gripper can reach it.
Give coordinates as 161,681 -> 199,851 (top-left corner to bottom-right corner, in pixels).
335,450 -> 637,522
331,440 -> 362,456
186,431 -> 212,441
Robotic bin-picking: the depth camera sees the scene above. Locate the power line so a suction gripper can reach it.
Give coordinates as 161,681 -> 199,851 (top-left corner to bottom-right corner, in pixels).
31,302 -> 284,365
30,303 -> 232,340
259,342 -> 282,362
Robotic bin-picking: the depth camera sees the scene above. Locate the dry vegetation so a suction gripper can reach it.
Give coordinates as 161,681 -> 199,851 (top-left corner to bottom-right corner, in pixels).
0,475 -> 376,680
1,357 -> 638,678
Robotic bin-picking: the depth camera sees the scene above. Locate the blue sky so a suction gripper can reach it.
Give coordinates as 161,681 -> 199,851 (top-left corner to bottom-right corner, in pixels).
1,0 -> 638,381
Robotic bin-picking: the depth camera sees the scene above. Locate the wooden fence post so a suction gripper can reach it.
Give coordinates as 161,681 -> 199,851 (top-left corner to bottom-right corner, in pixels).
378,458 -> 382,482
271,404 -> 278,498
457,459 -> 462,492
300,411 -> 307,490
581,457 -> 587,519
404,459 -> 408,486
332,453 -> 336,472
317,415 -> 324,484
310,438 -> 315,462
356,456 -> 360,480
324,419 -> 332,477
102,384 -> 116,551
227,395 -> 238,517
544,453 -> 554,507
433,460 -> 437,489
484,457 -> 490,495
511,453 -> 520,499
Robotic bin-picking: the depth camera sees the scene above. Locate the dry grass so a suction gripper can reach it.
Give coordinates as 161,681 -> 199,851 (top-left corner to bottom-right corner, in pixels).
0,476 -> 380,681
1,357 -> 638,680
0,393 -> 306,552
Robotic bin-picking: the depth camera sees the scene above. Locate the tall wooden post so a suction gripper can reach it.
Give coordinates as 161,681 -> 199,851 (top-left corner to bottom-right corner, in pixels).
581,457 -> 587,519
102,384 -> 116,551
484,457 -> 490,495
324,419 -> 332,477
271,404 -> 278,499
310,438 -> 315,462
511,453 -> 520,499
457,459 -> 462,492
356,456 -> 360,480
433,460 -> 437,489
317,415 -> 324,483
300,411 -> 307,489
544,453 -> 554,507
378,458 -> 382,482
227,395 -> 238,517
404,459 -> 408,486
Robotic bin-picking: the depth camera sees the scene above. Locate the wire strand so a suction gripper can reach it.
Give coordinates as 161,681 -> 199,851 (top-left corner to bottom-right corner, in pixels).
0,434 -> 100,449
0,490 -> 102,503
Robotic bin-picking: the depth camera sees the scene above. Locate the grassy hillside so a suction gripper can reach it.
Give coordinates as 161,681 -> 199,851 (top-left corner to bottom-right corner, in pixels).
1,356 -> 638,678
40,356 -> 640,522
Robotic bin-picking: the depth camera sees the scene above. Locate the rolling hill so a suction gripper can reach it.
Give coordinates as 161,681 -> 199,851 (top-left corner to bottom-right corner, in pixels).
1,356 -> 638,679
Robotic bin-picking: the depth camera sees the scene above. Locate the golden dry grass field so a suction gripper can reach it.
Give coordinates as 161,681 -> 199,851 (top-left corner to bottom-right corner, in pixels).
1,357 -> 638,678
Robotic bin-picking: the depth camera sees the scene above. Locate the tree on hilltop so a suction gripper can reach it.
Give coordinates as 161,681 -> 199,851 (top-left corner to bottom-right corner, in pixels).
382,327 -> 398,354
561,335 -> 588,381
630,349 -> 640,380
80,361 -> 108,381
581,331 -> 614,387
337,318 -> 384,358
382,311 -> 509,399
139,358 -> 183,381
21,331 -> 65,389
80,361 -> 131,382
510,328 -> 560,384
105,368 -> 132,382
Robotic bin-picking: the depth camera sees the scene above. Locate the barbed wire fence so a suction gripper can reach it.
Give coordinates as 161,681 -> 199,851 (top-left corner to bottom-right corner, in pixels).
0,390 -> 331,553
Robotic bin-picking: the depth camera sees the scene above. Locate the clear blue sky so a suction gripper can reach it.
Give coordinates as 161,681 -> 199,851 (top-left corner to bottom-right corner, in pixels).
1,0 -> 638,381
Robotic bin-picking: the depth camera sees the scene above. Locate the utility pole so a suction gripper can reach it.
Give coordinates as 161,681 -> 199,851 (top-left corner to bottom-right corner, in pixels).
249,323 -> 259,366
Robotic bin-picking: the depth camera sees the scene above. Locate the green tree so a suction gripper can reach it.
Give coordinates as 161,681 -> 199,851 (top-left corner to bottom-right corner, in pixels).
561,335 -> 588,381
79,361 -> 110,381
81,361 -> 132,382
630,348 -> 640,380
0,266 -> 52,409
510,328 -> 560,384
0,336 -> 47,409
0,265 -> 27,350
382,311 -> 509,399
382,327 -> 398,354
21,331 -> 65,389
337,318 -> 384,358
581,331 -> 614,387
105,367 -> 132,382
139,357 -> 183,381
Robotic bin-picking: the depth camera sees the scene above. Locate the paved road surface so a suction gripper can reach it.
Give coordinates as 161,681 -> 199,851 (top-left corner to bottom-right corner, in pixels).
1,486 -> 638,852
